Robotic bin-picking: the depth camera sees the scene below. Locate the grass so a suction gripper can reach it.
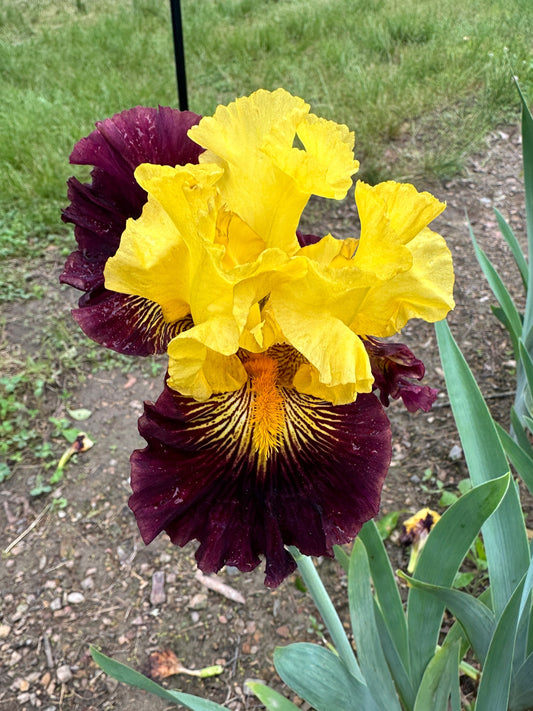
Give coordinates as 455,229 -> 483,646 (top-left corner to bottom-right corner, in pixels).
0,0 -> 532,258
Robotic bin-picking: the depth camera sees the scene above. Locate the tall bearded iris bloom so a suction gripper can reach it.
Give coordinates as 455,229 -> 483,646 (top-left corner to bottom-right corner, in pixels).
62,89 -> 454,586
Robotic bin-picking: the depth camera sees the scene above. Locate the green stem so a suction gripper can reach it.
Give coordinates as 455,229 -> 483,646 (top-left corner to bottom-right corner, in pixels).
288,546 -> 363,682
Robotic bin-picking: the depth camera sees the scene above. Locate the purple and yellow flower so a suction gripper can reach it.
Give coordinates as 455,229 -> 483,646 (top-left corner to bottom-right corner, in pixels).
62,89 -> 454,586
400,508 -> 441,573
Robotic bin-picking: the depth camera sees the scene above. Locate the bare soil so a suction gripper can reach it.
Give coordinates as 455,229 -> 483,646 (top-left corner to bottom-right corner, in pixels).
1,123 -> 531,710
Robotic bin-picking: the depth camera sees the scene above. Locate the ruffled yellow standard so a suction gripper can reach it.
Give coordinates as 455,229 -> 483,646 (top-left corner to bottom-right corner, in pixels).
104,88 -> 453,411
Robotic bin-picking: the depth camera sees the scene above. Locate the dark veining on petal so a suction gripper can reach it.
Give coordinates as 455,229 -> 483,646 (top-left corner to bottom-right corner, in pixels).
129,379 -> 391,587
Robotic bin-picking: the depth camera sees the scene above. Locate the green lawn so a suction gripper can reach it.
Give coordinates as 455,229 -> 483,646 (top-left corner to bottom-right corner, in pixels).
0,0 -> 532,257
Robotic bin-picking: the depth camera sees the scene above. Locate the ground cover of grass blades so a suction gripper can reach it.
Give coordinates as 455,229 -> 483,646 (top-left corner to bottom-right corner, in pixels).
2,1 -> 533,709
1,0 -> 532,260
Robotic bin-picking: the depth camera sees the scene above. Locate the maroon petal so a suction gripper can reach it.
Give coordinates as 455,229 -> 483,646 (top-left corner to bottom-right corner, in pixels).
61,105 -> 203,354
364,337 -> 438,413
61,105 -> 203,262
129,381 -> 391,587
296,230 -> 321,247
73,291 -> 193,356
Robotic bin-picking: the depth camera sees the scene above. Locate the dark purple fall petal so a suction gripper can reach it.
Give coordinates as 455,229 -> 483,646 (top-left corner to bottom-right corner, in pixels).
60,106 -> 202,354
296,230 -> 321,248
364,337 -> 438,413
129,382 -> 391,587
73,291 -> 193,356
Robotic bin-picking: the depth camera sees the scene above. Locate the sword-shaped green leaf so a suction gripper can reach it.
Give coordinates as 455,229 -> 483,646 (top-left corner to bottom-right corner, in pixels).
90,647 -> 226,709
494,207 -> 528,289
348,538 -> 402,710
246,682 -> 301,711
399,572 -> 495,663
413,639 -> 461,711
435,320 -> 529,617
406,472 -> 510,686
274,643 -> 379,711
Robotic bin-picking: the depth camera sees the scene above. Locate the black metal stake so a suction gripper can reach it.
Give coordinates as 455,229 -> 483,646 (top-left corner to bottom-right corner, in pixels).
169,0 -> 188,111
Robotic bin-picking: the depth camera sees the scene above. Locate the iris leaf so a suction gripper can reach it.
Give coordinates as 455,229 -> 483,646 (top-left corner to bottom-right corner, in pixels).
518,340 -> 533,411
511,406 -> 533,451
412,639 -> 461,711
494,207 -> 528,289
516,82 -> 533,425
495,422 -> 533,497
435,320 -> 529,617
510,651 -> 533,711
333,544 -> 350,573
516,82 -> 533,337
359,519 -> 409,664
289,548 -> 362,682
246,682 -> 301,711
274,643 -> 379,711
399,573 -> 495,663
373,605 -> 416,710
514,551 -> 533,675
468,221 -> 522,358
475,575 -> 527,711
90,646 -> 226,709
348,538 -> 402,710
406,472 -> 510,687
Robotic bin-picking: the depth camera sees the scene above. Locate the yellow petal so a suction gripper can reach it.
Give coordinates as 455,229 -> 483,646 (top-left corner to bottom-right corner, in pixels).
189,89 -> 358,255
270,261 -> 374,400
292,364 -> 362,406
104,195 -> 190,323
189,89 -> 307,253
189,88 -> 309,172
350,227 -> 455,337
271,257 -> 373,334
352,181 -> 412,280
239,300 -> 285,352
215,207 -> 266,268
134,162 -> 222,256
167,325 -> 246,401
369,181 -> 445,243
297,233 -> 343,266
264,112 -> 359,199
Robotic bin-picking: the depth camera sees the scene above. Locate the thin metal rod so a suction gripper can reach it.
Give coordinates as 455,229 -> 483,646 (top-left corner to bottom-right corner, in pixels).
169,0 -> 188,110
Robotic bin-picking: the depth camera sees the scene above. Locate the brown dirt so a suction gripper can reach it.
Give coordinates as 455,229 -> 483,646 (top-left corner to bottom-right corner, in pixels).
1,123 -> 531,710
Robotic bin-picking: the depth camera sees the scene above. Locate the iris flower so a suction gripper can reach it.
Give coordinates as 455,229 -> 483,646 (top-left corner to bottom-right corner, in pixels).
62,89 -> 454,586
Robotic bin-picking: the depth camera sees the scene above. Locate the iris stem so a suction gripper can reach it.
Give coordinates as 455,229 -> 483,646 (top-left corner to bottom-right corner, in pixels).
288,546 -> 363,682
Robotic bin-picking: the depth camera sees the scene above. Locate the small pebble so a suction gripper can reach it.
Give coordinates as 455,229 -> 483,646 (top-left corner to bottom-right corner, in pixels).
80,576 -> 94,590
56,664 -> 72,683
188,593 -> 208,610
150,571 -> 166,606
448,444 -> 463,461
67,592 -> 84,604
12,603 -> 28,621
